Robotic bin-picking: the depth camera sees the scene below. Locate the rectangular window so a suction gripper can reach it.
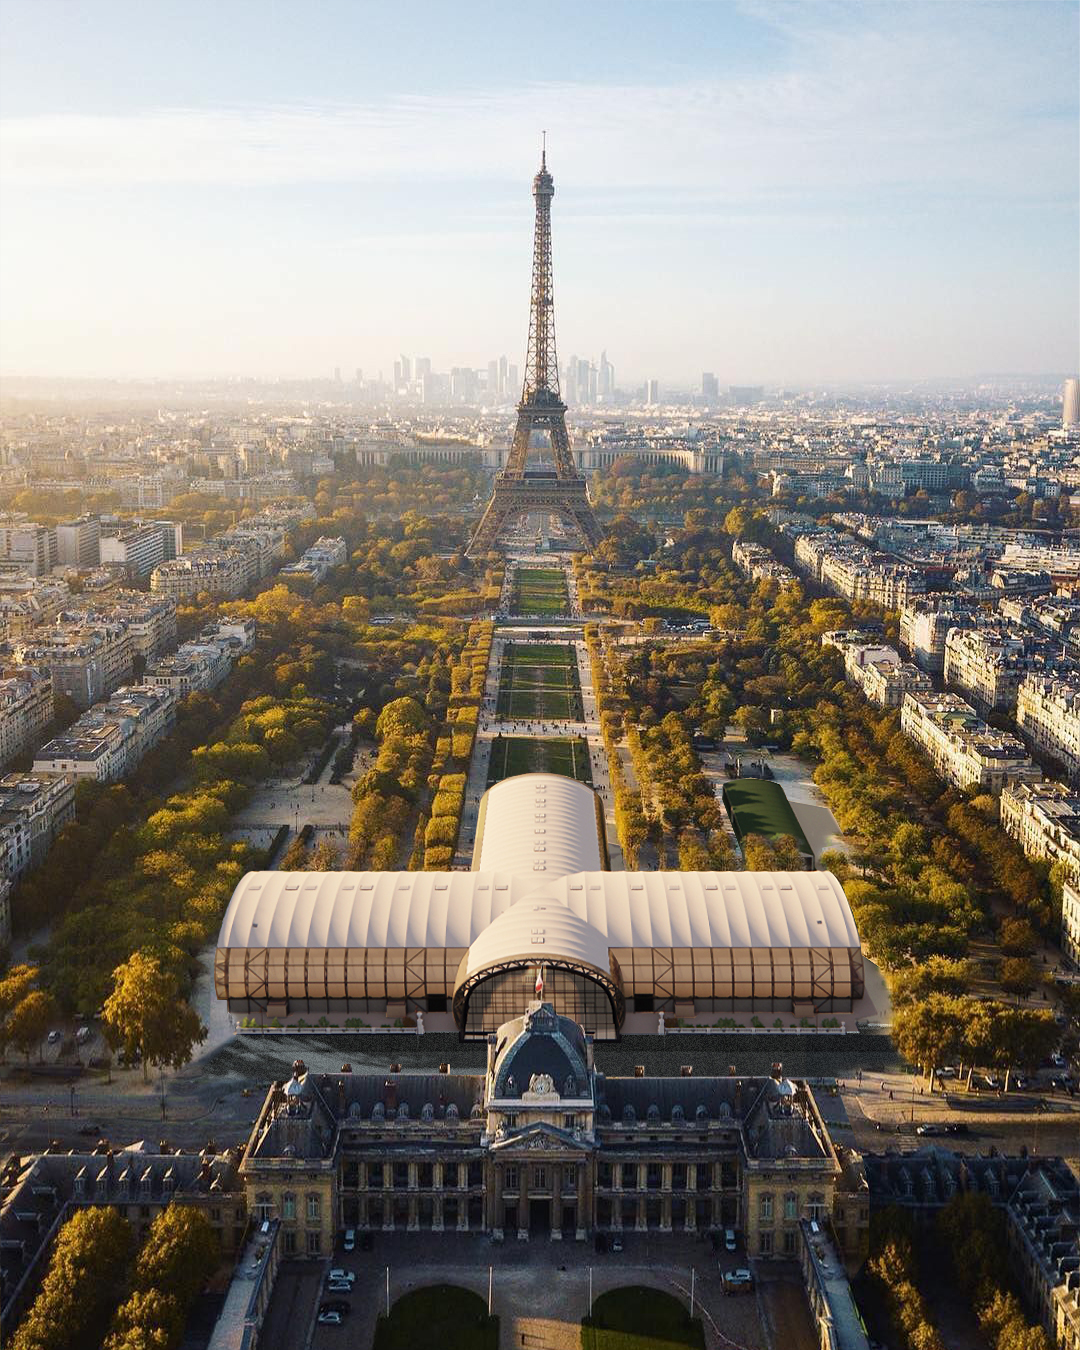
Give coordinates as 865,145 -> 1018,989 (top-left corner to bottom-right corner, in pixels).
307,1195 -> 321,1223
564,1115 -> 576,1130
783,1230 -> 797,1255
505,1167 -> 519,1192
622,1163 -> 636,1189
759,1230 -> 773,1255
282,1194 -> 296,1221
283,1230 -> 296,1254
307,1230 -> 321,1255
534,1167 -> 547,1190
759,1194 -> 773,1222
784,1194 -> 798,1221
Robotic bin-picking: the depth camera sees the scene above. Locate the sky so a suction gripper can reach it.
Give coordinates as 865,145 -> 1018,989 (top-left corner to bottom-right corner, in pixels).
0,0 -> 1077,386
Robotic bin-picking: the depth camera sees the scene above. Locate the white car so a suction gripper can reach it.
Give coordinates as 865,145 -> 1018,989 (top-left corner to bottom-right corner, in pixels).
724,1228 -> 737,1252
47,1030 -> 62,1045
343,1227 -> 356,1252
328,1269 -> 355,1283
317,1311 -> 343,1326
326,1281 -> 352,1294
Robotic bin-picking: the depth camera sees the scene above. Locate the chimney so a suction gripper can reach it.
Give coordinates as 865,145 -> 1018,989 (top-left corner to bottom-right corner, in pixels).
727,1065 -> 736,1076
634,1065 -> 645,1078
680,1065 -> 693,1077
771,1062 -> 783,1081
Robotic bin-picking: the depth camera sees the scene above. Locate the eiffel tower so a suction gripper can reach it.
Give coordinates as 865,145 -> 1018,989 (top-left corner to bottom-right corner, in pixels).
466,145 -> 602,557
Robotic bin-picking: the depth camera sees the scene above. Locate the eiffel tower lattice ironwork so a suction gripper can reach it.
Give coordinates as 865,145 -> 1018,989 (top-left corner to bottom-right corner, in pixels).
466,146 -> 602,557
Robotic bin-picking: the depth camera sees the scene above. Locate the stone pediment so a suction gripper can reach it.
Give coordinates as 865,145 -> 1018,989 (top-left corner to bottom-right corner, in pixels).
489,1122 -> 592,1155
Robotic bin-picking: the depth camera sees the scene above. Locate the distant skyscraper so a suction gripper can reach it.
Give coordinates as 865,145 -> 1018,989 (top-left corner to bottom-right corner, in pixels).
393,360 -> 403,388
487,360 -> 499,399
415,357 -> 432,380
646,378 -> 660,404
702,371 -> 719,400
498,355 -> 508,396
598,351 -> 614,399
1064,378 -> 1080,428
400,355 -> 412,384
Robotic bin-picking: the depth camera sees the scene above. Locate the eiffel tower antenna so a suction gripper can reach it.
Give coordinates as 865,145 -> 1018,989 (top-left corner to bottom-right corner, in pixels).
467,150 -> 602,557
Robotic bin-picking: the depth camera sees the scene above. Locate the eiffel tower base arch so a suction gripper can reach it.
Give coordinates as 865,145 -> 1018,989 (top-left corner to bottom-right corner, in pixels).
466,474 -> 602,556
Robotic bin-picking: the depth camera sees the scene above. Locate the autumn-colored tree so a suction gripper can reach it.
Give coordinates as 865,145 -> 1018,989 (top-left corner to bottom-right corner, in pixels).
11,1206 -> 134,1350
102,952 -> 207,1082
6,989 -> 57,1063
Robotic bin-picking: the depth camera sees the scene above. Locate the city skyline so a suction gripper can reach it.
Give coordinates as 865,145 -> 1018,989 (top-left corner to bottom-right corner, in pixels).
0,1 -> 1077,384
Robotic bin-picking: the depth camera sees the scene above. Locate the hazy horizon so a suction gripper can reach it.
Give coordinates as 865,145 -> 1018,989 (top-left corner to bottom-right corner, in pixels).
1,0 -> 1077,385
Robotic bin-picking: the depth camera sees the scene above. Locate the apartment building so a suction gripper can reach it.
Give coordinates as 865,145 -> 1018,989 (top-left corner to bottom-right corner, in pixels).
792,529 -> 925,609
943,628 -> 1061,712
899,595 -> 983,673
1005,1163 -> 1080,1350
10,622 -> 133,709
852,650 -> 933,709
146,641 -> 232,696
1064,881 -> 1080,968
99,523 -> 170,577
900,689 -> 1043,794
279,536 -> 348,584
33,684 -> 178,783
0,670 -> 53,768
1017,674 -> 1080,782
731,539 -> 797,586
1000,780 -> 1080,878
0,521 -> 57,576
150,551 -> 250,600
0,772 -> 77,940
55,516 -> 101,568
0,577 -> 71,639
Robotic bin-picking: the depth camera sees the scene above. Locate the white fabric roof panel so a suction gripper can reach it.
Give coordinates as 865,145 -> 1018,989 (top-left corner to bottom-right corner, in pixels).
218,869 -> 860,957
463,902 -> 611,979
474,774 -> 604,877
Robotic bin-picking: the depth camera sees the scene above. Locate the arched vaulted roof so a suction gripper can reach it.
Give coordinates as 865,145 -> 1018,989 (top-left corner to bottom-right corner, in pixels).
217,868 -> 860,956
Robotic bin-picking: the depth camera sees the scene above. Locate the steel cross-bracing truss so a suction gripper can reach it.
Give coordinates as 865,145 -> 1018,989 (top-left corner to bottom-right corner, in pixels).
467,149 -> 602,557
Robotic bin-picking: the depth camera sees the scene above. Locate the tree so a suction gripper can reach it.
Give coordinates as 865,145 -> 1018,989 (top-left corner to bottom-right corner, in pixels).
7,989 -> 56,1063
131,1206 -> 218,1310
892,993 -> 967,1089
998,957 -> 1039,1003
102,952 -> 207,1082
890,957 -> 976,1008
999,917 -> 1038,958
11,1206 -> 134,1350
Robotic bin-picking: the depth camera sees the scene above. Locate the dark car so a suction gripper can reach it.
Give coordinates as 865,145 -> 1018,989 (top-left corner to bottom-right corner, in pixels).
944,1123 -> 970,1136
319,1301 -> 350,1317
1050,1075 -> 1076,1095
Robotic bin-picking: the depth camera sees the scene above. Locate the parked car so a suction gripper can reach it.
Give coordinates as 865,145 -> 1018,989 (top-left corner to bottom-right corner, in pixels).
915,1123 -> 942,1136
944,1123 -> 970,1136
47,1030 -> 62,1045
936,1067 -> 956,1079
1049,1075 -> 1076,1095
317,1311 -> 344,1326
1012,1075 -> 1030,1091
326,1281 -> 353,1294
343,1228 -> 356,1252
328,1270 -> 355,1284
723,1269 -> 754,1295
724,1227 -> 737,1251
75,1027 -> 91,1045
610,1238 -> 624,1254
1050,1052 -> 1067,1068
319,1301 -> 350,1317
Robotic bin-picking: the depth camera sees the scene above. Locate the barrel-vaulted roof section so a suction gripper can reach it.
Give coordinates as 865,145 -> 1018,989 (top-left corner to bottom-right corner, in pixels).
473,773 -> 604,877
217,869 -> 860,955
463,900 -> 610,979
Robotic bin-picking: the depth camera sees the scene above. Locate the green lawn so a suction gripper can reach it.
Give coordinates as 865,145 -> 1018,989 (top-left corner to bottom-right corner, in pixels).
372,1284 -> 498,1350
512,567 -> 570,615
487,735 -> 592,785
497,641 -> 583,719
582,1288 -> 705,1350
